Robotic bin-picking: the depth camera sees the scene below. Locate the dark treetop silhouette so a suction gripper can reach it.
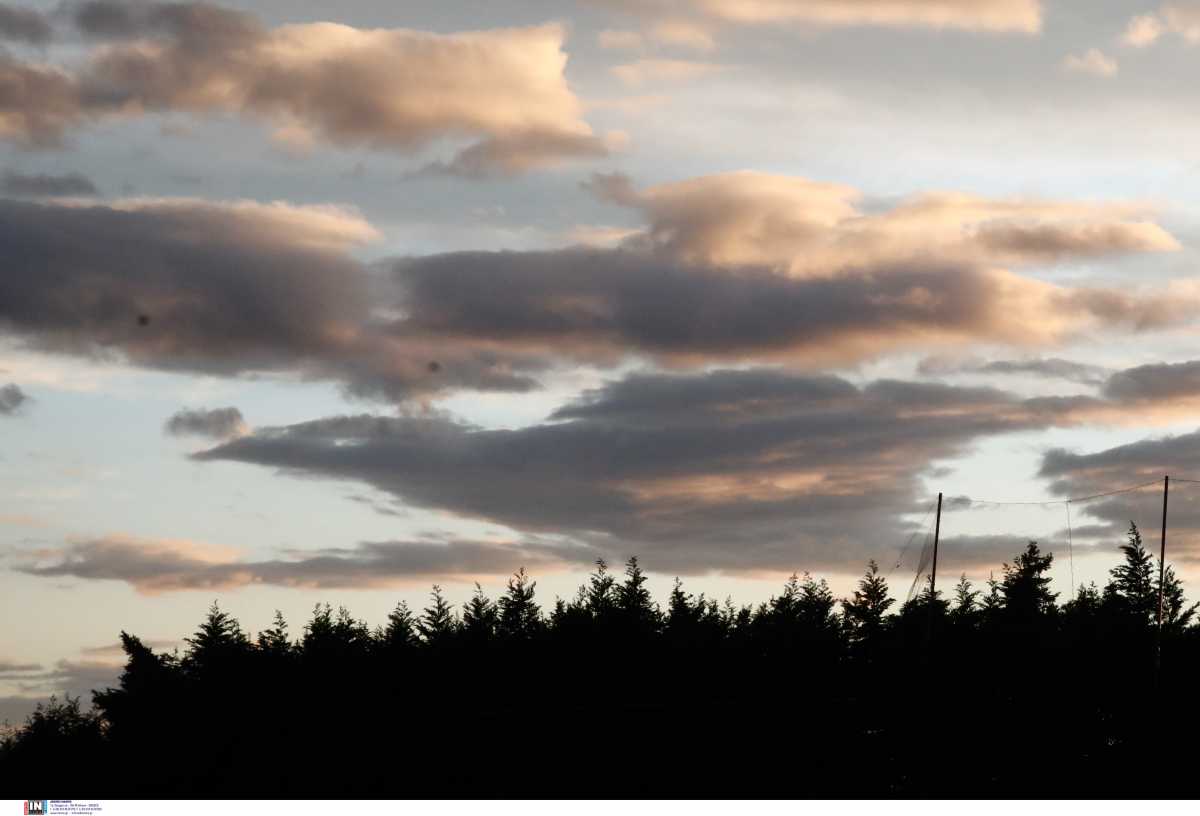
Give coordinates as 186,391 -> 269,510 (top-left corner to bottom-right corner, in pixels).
3,537 -> 1199,797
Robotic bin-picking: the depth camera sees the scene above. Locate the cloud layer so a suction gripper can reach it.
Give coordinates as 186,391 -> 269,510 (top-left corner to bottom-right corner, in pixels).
1,170 -> 97,197
594,0 -> 1042,34
0,196 -> 539,399
0,2 -> 51,44
0,3 -> 607,173
589,171 -> 1179,270
0,171 -> 1192,405
182,365 -> 1170,577
164,406 -> 246,440
22,353 -> 1200,587
19,534 -> 581,593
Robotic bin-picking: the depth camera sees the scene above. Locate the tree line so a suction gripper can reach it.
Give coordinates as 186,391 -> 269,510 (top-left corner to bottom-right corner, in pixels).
3,522 -> 1198,797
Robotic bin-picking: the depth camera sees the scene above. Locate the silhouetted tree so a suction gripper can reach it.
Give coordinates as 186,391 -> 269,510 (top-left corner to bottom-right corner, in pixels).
380,601 -> 418,654
950,574 -> 980,624
1104,522 -> 1156,623
980,571 -> 1003,619
1000,542 -> 1057,622
419,585 -> 459,646
498,567 -> 541,641
614,556 -> 659,639
184,601 -> 250,674
1157,563 -> 1198,632
257,610 -> 293,658
843,559 -> 894,646
6,540 -> 1199,798
461,583 -> 499,645
585,558 -> 616,619
0,695 -> 104,790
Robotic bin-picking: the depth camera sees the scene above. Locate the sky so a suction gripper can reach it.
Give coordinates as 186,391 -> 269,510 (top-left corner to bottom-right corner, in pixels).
5,0 -> 1200,725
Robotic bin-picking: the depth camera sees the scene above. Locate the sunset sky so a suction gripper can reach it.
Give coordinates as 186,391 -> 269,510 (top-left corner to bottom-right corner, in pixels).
6,0 -> 1200,725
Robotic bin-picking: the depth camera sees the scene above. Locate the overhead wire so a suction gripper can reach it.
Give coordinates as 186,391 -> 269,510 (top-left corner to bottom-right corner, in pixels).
906,529 -> 934,603
887,497 -> 938,579
957,477 -> 1164,508
883,475 -> 1190,612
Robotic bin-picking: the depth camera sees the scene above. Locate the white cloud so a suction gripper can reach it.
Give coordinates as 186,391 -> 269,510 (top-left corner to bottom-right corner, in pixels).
1062,49 -> 1119,77
610,58 -> 724,85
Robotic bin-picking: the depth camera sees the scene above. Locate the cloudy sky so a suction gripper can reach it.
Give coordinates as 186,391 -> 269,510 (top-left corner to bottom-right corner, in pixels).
6,0 -> 1200,723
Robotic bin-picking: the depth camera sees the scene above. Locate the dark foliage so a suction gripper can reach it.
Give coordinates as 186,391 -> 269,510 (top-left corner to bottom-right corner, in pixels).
2,523 -> 1198,797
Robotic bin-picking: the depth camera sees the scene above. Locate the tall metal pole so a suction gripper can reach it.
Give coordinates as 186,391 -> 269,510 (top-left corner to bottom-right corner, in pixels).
926,492 -> 943,657
930,492 -> 943,602
1155,475 -> 1169,684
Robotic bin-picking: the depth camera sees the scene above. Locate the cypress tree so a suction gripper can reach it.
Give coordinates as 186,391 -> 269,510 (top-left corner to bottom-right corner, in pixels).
498,567 -> 542,641
461,583 -> 499,644
419,585 -> 459,646
843,559 -> 894,643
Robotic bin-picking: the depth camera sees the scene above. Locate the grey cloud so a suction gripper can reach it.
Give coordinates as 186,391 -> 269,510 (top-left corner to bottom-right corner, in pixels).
20,535 -> 586,592
1101,360 -> 1200,403
164,406 -> 246,440
0,2 -> 51,44
1038,430 -> 1200,562
0,197 -> 369,370
0,659 -> 42,674
28,360 -> 1200,581
9,659 -> 120,698
0,197 -> 534,400
191,368 -> 1062,576
193,359 -> 1200,578
72,0 -> 259,42
582,171 -> 640,206
423,130 -> 612,179
383,248 -> 1193,369
0,57 -> 80,148
0,383 -> 28,414
973,222 -> 1164,258
1,170 -> 97,197
80,639 -> 177,658
917,356 -> 1112,386
6,194 -> 1191,408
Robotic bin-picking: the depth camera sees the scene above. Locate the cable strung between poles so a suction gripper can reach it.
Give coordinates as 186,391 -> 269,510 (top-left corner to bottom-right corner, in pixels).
958,477 -> 1164,508
888,497 -> 939,578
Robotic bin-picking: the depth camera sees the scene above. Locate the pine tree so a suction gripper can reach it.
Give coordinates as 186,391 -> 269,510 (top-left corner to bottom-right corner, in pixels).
771,573 -> 803,620
615,556 -> 659,636
897,574 -> 949,635
1000,542 -> 1058,622
381,601 -> 418,652
1104,522 -> 1156,622
461,583 -> 499,645
256,610 -> 292,658
419,585 -> 459,646
334,605 -> 372,650
984,571 -> 1003,609
1156,564 -> 1198,632
498,567 -> 542,641
584,558 -> 616,619
666,578 -> 701,641
842,560 -> 894,643
184,600 -> 249,673
1065,582 -> 1101,615
303,603 -> 371,660
950,574 -> 980,625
